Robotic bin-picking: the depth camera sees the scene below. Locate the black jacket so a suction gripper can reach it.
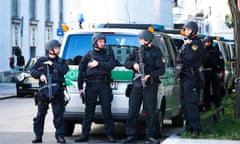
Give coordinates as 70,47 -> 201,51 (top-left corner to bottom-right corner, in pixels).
30,56 -> 69,86
125,45 -> 165,85
78,48 -> 117,89
180,37 -> 204,76
202,45 -> 224,73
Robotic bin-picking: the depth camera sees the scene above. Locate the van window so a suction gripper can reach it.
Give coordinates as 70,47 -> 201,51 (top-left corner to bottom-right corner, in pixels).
62,34 -> 139,65
214,42 -> 227,61
222,42 -> 231,61
172,38 -> 184,51
107,45 -> 138,65
164,37 -> 176,67
152,36 -> 174,67
230,43 -> 236,60
62,34 -> 92,60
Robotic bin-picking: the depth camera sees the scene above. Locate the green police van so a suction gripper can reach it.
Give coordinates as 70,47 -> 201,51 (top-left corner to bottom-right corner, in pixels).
60,24 -> 183,137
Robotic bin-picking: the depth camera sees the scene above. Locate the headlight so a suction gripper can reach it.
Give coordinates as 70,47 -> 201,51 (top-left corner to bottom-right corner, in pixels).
17,73 -> 27,81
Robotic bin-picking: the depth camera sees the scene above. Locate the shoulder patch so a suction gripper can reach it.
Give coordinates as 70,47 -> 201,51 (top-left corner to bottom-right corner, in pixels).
191,45 -> 198,51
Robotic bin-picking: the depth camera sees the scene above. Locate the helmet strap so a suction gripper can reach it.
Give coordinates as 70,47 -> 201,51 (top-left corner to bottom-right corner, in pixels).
48,48 -> 57,56
187,31 -> 196,39
143,41 -> 151,48
93,40 -> 105,51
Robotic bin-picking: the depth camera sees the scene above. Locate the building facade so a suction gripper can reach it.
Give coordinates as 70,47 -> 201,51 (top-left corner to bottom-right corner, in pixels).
0,0 -> 233,73
0,0 -> 64,72
64,0 -> 173,29
173,0 -> 233,39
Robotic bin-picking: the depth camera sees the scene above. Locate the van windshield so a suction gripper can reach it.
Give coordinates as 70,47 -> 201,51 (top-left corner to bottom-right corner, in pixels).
62,34 -> 139,65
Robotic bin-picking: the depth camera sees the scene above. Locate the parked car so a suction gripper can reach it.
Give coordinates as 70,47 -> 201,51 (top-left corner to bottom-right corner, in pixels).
60,24 -> 183,137
15,57 -> 39,97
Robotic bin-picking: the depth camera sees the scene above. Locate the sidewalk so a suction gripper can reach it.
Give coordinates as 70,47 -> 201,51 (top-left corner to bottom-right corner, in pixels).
162,133 -> 240,144
0,82 -> 16,99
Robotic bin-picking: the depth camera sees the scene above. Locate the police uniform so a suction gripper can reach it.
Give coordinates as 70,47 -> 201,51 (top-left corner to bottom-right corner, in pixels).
123,42 -> 165,142
203,39 -> 224,110
31,54 -> 69,142
75,33 -> 117,143
179,22 -> 204,135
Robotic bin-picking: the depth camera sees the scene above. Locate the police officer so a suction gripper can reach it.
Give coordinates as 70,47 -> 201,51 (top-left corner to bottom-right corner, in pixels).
176,21 -> 204,136
202,36 -> 224,111
75,33 -> 117,143
121,30 -> 165,143
30,40 -> 69,143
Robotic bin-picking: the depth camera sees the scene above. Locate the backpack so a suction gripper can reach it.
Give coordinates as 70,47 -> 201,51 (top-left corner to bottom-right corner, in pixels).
9,56 -> 15,68
17,55 -> 25,66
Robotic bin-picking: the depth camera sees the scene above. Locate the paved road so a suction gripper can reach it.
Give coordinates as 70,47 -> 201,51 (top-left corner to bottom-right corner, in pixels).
0,97 -> 181,144
0,83 -> 16,99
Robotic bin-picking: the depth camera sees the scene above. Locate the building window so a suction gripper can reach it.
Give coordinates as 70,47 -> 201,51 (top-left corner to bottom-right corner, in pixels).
45,26 -> 52,41
173,0 -> 178,7
30,26 -> 37,47
59,0 -> 63,26
12,25 -> 20,47
30,46 -> 36,57
45,0 -> 51,22
29,0 -> 36,20
12,0 -> 18,18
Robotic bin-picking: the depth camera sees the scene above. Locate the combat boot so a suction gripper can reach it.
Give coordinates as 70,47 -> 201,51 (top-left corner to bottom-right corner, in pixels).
75,134 -> 89,142
32,137 -> 42,143
56,136 -> 66,143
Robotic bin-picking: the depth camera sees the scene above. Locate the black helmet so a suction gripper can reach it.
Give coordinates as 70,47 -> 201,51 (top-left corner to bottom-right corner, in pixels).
92,33 -> 106,45
203,36 -> 213,43
45,39 -> 61,51
138,30 -> 153,42
184,21 -> 198,34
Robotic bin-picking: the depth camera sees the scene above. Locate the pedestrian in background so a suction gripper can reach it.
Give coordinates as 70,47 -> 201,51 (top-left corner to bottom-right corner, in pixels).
202,36 -> 224,111
75,33 -> 117,143
30,40 -> 69,143
15,47 -> 25,71
176,21 -> 204,136
9,47 -> 25,72
121,30 -> 165,144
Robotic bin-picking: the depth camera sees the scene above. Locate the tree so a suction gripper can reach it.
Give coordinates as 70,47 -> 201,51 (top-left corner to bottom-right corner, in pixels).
228,0 -> 240,119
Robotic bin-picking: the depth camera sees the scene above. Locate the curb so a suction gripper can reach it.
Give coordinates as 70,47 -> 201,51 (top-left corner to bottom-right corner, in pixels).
0,95 -> 16,100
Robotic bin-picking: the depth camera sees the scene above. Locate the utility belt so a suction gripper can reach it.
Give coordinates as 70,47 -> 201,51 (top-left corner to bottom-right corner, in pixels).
86,75 -> 110,83
182,68 -> 200,77
133,76 -> 161,87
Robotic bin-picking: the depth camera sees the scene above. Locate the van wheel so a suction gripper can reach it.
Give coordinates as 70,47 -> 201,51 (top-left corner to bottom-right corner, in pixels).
64,120 -> 75,136
154,109 -> 164,138
172,113 -> 184,127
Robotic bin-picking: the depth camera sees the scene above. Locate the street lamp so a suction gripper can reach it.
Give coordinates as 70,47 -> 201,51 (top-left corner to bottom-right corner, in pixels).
78,13 -> 84,29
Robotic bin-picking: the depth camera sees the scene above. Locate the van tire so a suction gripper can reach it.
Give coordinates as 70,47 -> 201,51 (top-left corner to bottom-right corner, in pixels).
64,120 -> 75,136
154,109 -> 164,138
172,113 -> 184,127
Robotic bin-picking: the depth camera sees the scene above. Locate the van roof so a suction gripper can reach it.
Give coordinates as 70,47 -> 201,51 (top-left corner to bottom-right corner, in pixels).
65,28 -> 142,35
64,28 -> 169,37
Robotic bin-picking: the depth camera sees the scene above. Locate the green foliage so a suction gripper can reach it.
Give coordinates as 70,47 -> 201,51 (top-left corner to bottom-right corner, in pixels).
225,14 -> 233,28
182,94 -> 240,139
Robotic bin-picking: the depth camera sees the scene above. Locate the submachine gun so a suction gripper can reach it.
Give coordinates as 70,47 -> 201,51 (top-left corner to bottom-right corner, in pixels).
134,47 -> 146,88
175,45 -> 185,80
38,64 -> 57,100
